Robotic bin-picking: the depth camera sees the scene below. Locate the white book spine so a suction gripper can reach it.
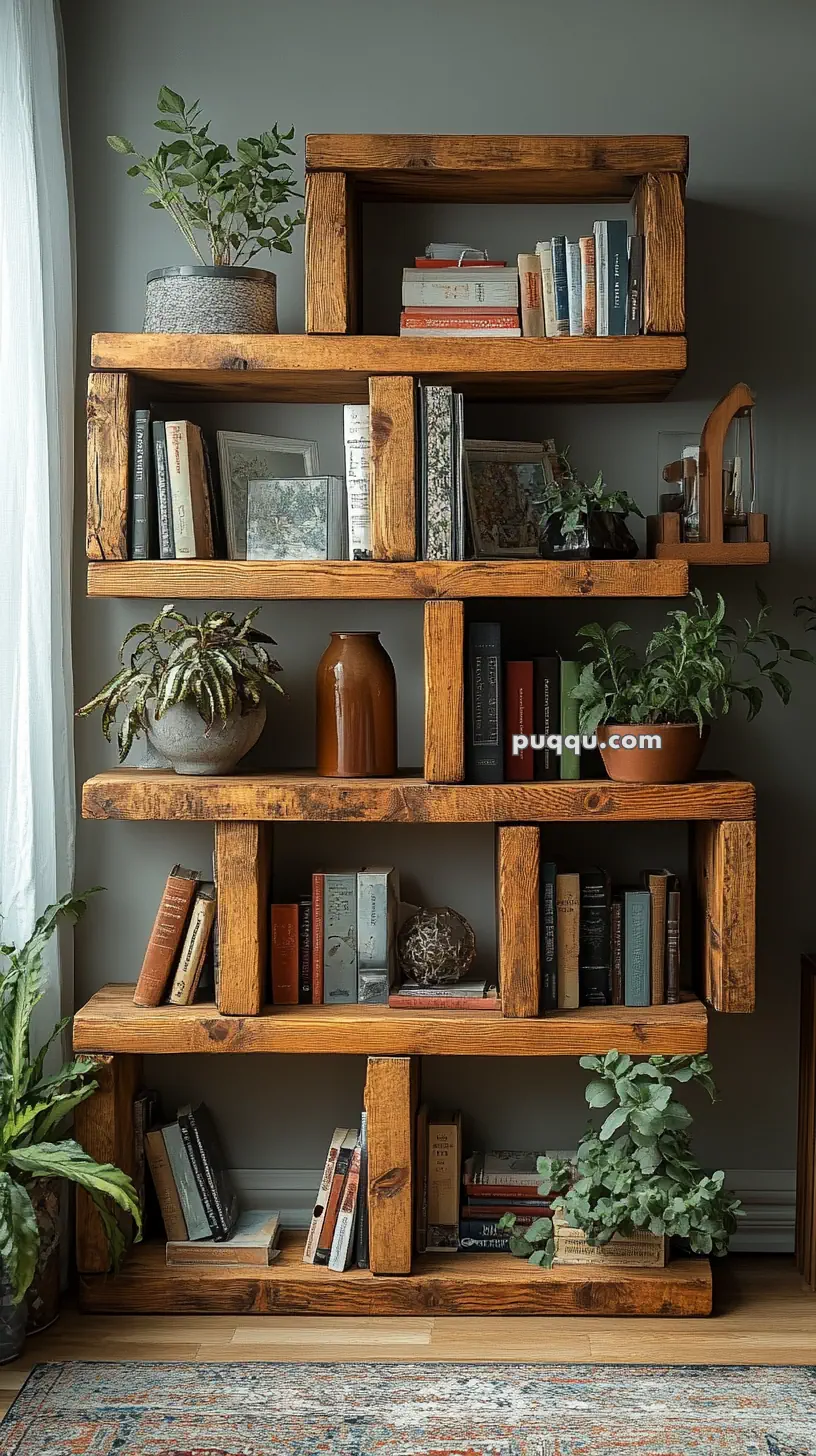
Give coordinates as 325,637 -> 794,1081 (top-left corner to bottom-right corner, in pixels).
329,1142 -> 362,1271
593,222 -> 609,337
566,242 -> 583,337
402,276 -> 519,308
343,405 -> 372,561
168,889 -> 216,1005
303,1127 -> 348,1264
517,253 -> 545,338
535,242 -> 557,337
165,422 -> 195,558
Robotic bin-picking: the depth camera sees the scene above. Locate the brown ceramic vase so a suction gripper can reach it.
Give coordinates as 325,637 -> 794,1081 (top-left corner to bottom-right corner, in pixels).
315,631 -> 397,777
598,723 -> 709,784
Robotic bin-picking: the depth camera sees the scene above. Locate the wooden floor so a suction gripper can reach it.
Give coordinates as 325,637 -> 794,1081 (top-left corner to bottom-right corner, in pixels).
0,1257 -> 813,1415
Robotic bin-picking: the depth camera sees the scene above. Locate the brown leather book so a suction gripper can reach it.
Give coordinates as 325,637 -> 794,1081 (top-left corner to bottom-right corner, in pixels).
144,1127 -> 188,1241
133,866 -> 199,1007
271,904 -> 299,1005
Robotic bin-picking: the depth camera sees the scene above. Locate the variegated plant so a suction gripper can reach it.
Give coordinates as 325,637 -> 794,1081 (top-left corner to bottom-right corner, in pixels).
78,603 -> 284,760
0,890 -> 142,1303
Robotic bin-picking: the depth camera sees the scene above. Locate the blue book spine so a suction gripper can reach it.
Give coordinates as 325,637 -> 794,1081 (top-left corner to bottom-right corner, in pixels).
550,237 -> 570,336
624,890 -> 651,1006
607,221 -> 629,336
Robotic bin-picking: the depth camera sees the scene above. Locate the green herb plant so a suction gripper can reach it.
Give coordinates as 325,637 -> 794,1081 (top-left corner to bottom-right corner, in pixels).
78,603 -> 284,761
108,86 -> 304,266
0,891 -> 141,1303
571,587 -> 812,737
501,1052 -> 743,1268
531,450 -> 643,549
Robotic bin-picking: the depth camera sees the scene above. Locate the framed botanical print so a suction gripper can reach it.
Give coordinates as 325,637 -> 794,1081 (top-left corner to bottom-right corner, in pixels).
216,431 -> 320,559
464,439 -> 551,557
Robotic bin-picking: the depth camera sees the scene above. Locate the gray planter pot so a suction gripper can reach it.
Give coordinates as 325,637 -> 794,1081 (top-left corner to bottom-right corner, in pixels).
0,1268 -> 25,1364
144,265 -> 278,334
146,702 -> 266,775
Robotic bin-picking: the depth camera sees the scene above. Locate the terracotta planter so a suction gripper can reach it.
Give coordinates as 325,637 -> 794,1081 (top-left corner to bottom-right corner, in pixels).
599,723 -> 709,784
315,632 -> 397,777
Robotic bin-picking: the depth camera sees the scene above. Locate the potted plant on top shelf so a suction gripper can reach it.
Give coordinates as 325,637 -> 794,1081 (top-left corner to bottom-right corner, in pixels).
571,588 -> 812,783
78,604 -> 284,775
531,450 -> 643,560
108,86 -> 305,333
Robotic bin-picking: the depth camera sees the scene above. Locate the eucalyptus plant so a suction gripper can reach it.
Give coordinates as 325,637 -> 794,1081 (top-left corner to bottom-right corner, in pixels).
572,587 -> 812,736
78,604 -> 284,760
502,1052 -> 743,1268
531,450 -> 643,549
108,86 -> 304,266
0,891 -> 141,1303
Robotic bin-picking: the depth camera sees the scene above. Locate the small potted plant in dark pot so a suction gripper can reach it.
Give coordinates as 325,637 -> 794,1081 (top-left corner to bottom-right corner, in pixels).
533,452 -> 643,560
108,86 -> 304,333
572,588 -> 811,783
79,604 -> 284,774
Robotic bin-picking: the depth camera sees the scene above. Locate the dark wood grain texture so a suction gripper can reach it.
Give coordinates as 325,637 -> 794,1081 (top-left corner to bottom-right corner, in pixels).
423,600 -> 465,783
634,173 -> 685,334
214,822 -> 272,1015
74,1053 -> 142,1273
365,1057 -> 417,1274
497,826 -> 541,1018
86,371 -> 131,560
368,376 -> 416,560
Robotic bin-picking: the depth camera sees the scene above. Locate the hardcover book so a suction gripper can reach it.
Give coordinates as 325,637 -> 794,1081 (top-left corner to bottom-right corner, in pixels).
144,1126 -> 187,1241
177,1102 -> 239,1241
246,476 -> 348,561
579,236 -> 596,335
517,253 -> 545,337
161,1121 -> 211,1241
343,404 -> 372,560
134,866 -> 200,1008
297,895 -> 313,1003
422,385 -> 454,560
164,421 -> 214,559
593,221 -> 609,336
505,661 -> 534,781
556,872 -> 580,1008
304,1127 -> 348,1264
533,656 -> 560,781
166,1210 -> 281,1267
152,420 -> 175,560
355,1110 -> 369,1268
624,889 -> 651,1006
323,872 -> 357,1004
666,886 -> 682,1004
566,241 -> 583,336
550,236 -> 570,335
645,870 -> 674,1006
315,1128 -> 359,1265
271,904 -> 299,1005
402,267 -> 518,308
130,409 -> 156,560
540,860 -> 558,1011
559,660 -> 581,780
328,1140 -> 362,1271
536,241 -> 557,337
610,894 -> 624,1005
427,1111 -> 461,1251
579,868 -> 611,1006
311,872 -> 325,1006
466,622 -> 502,783
357,867 -> 400,995
168,882 -> 216,1006
607,220 -> 629,336
626,234 -> 643,335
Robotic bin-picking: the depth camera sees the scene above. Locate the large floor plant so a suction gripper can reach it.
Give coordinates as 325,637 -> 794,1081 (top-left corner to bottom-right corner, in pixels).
0,891 -> 141,1318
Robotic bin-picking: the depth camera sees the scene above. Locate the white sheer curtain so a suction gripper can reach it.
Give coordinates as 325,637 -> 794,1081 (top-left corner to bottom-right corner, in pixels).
0,0 -> 76,1039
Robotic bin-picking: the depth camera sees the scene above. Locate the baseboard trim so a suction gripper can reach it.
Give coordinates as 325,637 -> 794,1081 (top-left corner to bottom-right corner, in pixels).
230,1167 -> 796,1253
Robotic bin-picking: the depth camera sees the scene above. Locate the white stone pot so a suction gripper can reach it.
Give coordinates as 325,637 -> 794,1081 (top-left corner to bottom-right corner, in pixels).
146,702 -> 266,775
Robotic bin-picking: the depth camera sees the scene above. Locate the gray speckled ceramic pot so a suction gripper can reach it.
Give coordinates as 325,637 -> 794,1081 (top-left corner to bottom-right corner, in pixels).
146,702 -> 266,775
144,265 -> 278,334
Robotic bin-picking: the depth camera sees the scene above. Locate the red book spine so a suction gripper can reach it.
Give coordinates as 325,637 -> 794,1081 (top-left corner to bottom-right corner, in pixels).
271,904 -> 299,1005
400,310 -> 519,329
311,873 -> 324,1005
505,661 -> 534,781
388,994 -> 501,1011
463,1181 -> 544,1199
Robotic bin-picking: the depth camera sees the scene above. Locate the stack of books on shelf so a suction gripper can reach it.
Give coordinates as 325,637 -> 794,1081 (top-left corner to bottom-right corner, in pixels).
133,865 -> 216,1008
305,1119 -> 368,1271
388,979 -> 499,1012
466,625 -> 587,783
518,225 -> 642,338
460,1151 -> 562,1252
273,867 -> 401,1007
541,865 -> 682,1011
400,243 -> 520,337
143,1099 -> 281,1267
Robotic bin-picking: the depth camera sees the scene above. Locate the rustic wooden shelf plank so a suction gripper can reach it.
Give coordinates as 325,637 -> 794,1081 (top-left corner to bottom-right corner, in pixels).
87,557 -> 689,601
90,334 -> 686,404
81,771 -> 756,824
73,985 -> 708,1058
77,1231 -> 711,1316
654,541 -> 771,565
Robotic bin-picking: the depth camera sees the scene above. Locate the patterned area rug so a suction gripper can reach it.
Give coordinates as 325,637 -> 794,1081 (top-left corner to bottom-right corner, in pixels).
1,1361 -> 815,1455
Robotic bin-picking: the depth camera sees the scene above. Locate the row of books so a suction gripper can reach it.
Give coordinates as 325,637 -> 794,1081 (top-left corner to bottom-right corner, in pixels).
544,866 -> 682,1010
416,1125 -> 567,1254
276,868 -> 401,1006
467,624 -> 585,783
305,1121 -> 369,1270
133,866 -> 216,1008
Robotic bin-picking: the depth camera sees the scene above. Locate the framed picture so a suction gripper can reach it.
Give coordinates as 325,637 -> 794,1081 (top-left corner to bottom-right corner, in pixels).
216,431 -> 320,559
464,439 -> 552,557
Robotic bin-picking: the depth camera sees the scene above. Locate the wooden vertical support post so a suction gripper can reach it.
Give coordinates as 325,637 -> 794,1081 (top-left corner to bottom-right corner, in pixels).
423,600 -> 465,783
693,819 -> 755,1012
633,172 -> 685,334
796,955 -> 816,1288
74,1053 -> 142,1272
368,376 -> 416,561
304,170 -> 358,333
214,821 -> 272,1015
86,371 -> 132,560
365,1055 -> 417,1274
497,825 -> 541,1017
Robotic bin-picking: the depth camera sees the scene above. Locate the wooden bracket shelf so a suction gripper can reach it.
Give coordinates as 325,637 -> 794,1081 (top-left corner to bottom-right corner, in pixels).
78,1231 -> 712,1316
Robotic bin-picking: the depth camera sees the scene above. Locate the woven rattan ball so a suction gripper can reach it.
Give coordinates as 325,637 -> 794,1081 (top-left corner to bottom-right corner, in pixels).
396,907 -> 476,986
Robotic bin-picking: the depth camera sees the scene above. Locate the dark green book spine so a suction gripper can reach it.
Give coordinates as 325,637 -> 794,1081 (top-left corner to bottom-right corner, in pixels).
607,221 -> 629,336
624,890 -> 651,1006
579,869 -> 611,1005
559,659 -> 580,779
540,860 -> 558,1011
467,622 -> 503,783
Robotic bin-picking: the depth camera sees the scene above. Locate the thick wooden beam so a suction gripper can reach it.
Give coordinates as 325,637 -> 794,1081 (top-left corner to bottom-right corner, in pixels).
693,819 -> 755,1012
423,600 -> 464,783
304,171 -> 358,334
634,172 -> 685,334
74,1053 -> 142,1273
86,371 -> 131,560
368,376 -> 416,561
365,1056 -> 417,1275
497,825 -> 541,1017
214,822 -> 272,1015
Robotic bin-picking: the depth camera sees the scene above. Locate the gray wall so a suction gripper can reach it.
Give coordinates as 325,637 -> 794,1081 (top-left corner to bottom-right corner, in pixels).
62,0 -> 816,1177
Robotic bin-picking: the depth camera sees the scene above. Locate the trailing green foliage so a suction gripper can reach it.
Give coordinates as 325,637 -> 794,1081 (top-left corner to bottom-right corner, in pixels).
0,892 -> 141,1302
502,1052 -> 743,1268
78,603 -> 284,761
572,586 -> 812,735
108,86 -> 304,266
530,450 -> 643,549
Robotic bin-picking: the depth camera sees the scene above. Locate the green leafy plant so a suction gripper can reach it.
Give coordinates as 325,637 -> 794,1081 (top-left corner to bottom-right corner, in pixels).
531,450 -> 643,549
108,86 -> 304,266
502,1052 -> 743,1268
78,603 -> 284,760
572,587 -> 812,736
0,891 -> 141,1303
